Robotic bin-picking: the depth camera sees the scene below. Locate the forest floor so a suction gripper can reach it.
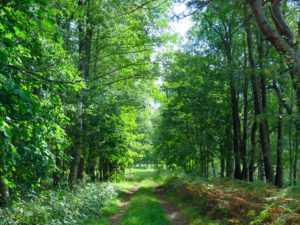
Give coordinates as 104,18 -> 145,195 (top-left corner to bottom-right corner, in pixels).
86,168 -> 300,225
2,168 -> 299,224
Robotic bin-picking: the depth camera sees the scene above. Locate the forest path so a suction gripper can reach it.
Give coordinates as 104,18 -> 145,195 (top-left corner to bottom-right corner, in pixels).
117,178 -> 170,225
109,169 -> 188,225
154,184 -> 189,225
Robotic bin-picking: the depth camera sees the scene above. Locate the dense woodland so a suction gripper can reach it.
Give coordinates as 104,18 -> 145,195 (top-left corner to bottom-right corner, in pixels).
0,0 -> 169,204
156,0 -> 300,187
0,0 -> 300,224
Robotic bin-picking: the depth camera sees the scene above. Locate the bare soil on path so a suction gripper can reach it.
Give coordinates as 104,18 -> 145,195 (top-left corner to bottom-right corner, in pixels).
108,183 -> 139,225
155,184 -> 189,225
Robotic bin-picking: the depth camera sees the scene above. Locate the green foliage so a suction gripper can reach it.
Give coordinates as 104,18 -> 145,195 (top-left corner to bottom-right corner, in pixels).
162,171 -> 300,225
0,0 -> 169,203
0,183 -> 117,225
0,0 -> 79,193
154,52 -> 229,175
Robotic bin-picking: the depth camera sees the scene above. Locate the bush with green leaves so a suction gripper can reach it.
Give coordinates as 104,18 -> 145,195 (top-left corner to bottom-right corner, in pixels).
0,182 -> 117,225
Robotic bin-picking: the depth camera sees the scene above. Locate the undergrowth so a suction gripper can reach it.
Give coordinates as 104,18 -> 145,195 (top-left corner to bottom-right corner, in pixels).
0,168 -> 154,225
162,171 -> 300,225
0,183 -> 117,225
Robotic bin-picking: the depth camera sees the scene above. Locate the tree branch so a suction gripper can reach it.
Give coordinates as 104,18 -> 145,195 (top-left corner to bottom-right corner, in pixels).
90,74 -> 151,89
113,0 -> 154,18
88,63 -> 148,81
270,0 -> 294,44
249,0 -> 299,61
1,63 -> 81,84
270,80 -> 293,115
96,49 -> 152,61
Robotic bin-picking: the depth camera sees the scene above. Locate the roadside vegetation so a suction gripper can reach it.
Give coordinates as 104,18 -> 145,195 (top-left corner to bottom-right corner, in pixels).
0,169 -> 148,225
160,170 -> 300,225
1,168 -> 300,225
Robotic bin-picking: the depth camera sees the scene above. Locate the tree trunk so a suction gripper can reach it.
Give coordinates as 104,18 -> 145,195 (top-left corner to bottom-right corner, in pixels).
293,135 -> 299,185
225,124 -> 234,178
250,0 -> 300,148
258,151 -> 265,182
220,143 -> 225,178
87,153 -> 97,182
69,0 -> 85,186
244,5 -> 274,182
275,104 -> 284,188
53,153 -> 63,187
103,160 -> 110,181
249,122 -> 257,182
230,81 -> 242,179
241,51 -> 249,180
77,156 -> 85,180
69,0 -> 93,186
0,176 -> 9,207
289,113 -> 294,185
69,92 -> 83,185
211,158 -> 216,177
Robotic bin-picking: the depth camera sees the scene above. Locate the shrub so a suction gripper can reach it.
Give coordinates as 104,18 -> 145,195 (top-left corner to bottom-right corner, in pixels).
0,183 -> 117,225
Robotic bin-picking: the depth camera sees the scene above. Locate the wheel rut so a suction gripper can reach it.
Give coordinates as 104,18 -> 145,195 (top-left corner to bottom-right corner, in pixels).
108,183 -> 139,225
154,184 -> 189,225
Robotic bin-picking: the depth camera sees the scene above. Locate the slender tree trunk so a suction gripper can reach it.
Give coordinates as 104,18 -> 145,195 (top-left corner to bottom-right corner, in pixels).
244,5 -> 274,182
225,124 -> 234,178
69,0 -> 93,186
53,152 -> 63,187
77,156 -> 85,180
293,135 -> 299,185
230,81 -> 242,179
220,143 -> 225,178
249,122 -> 257,182
69,92 -> 83,185
258,151 -> 265,181
0,176 -> 9,207
289,113 -> 294,185
275,104 -> 284,188
241,50 -> 249,180
69,0 -> 85,186
103,160 -> 110,181
206,158 -> 209,177
88,164 -> 96,182
258,35 -> 271,147
87,148 -> 97,182
98,158 -> 104,181
211,158 -> 216,177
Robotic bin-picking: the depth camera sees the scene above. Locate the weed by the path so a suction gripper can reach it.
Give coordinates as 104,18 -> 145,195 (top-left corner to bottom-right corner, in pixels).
0,183 -> 117,225
83,168 -> 157,225
164,175 -> 300,225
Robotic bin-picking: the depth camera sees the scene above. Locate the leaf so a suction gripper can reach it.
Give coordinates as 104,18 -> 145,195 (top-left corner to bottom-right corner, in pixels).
13,26 -> 27,39
5,32 -> 13,40
42,18 -> 55,29
0,23 -> 5,32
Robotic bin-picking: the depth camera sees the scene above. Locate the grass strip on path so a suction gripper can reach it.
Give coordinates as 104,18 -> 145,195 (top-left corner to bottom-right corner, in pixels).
108,183 -> 139,225
120,179 -> 170,225
83,168 -> 154,225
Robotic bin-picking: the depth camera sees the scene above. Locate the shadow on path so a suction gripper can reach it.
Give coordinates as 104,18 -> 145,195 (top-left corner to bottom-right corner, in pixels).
155,184 -> 189,225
